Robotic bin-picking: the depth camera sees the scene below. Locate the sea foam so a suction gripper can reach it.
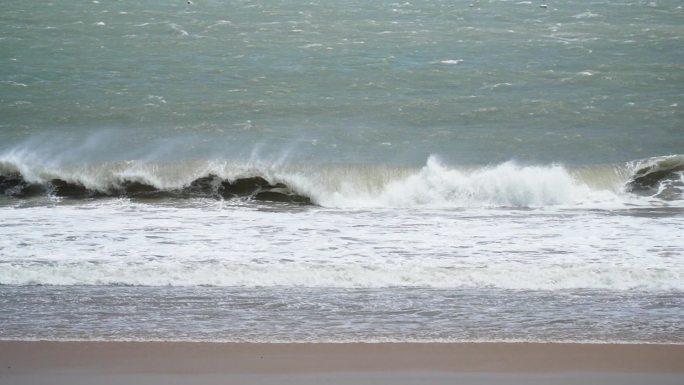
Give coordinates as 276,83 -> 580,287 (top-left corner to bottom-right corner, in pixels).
0,198 -> 682,290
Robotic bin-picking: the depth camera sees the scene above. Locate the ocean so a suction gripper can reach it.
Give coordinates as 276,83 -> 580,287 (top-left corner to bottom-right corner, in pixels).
1,0 -> 682,343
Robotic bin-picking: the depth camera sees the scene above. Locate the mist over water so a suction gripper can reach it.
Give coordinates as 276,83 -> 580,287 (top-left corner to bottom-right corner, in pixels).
1,0 -> 683,343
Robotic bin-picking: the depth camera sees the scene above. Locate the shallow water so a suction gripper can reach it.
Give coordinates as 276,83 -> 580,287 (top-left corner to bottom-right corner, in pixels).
2,286 -> 682,343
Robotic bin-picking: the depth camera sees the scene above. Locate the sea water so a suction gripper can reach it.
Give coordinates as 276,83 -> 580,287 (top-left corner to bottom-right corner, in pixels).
0,0 -> 682,342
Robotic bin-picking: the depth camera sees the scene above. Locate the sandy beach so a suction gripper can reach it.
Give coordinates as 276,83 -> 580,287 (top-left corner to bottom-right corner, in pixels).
1,341 -> 682,384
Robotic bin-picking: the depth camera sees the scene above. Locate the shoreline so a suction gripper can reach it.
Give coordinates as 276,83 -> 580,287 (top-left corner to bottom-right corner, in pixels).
2,339 -> 684,346
2,341 -> 683,384
2,341 -> 683,372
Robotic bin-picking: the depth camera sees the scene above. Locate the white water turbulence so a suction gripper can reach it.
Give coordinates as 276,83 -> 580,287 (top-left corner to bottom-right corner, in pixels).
303,156 -> 623,208
0,197 -> 683,290
2,145 -> 683,291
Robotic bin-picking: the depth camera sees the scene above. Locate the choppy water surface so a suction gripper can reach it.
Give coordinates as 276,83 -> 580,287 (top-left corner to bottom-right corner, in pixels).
1,0 -> 683,342
1,0 -> 682,164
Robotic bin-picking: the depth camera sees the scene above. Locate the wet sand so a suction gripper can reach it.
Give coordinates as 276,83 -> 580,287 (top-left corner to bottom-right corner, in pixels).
1,341 -> 683,384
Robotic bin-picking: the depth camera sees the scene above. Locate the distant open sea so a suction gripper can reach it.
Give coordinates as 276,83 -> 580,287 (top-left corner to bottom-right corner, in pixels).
1,0 -> 683,343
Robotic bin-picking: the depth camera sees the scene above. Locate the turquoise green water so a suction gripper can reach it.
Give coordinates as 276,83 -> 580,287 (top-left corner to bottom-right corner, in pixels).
2,0 -> 682,164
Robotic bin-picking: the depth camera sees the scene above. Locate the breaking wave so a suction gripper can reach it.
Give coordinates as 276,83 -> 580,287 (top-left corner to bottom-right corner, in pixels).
1,151 -> 682,208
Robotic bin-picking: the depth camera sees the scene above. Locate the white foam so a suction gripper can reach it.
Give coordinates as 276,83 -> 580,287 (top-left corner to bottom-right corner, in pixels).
0,198 -> 682,290
2,257 -> 681,290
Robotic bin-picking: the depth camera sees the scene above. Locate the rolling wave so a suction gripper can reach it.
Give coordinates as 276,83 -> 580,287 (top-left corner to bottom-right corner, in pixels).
1,152 -> 682,208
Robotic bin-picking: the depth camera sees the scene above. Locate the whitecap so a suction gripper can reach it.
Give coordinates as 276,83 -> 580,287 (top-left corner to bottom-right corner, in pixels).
572,11 -> 601,19
170,23 -> 189,36
207,20 -> 232,29
1,80 -> 28,87
299,43 -> 323,49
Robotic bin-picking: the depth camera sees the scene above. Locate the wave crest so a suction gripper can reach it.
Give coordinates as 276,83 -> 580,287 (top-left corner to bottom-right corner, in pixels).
311,157 -> 595,207
626,155 -> 684,201
1,152 -> 682,208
